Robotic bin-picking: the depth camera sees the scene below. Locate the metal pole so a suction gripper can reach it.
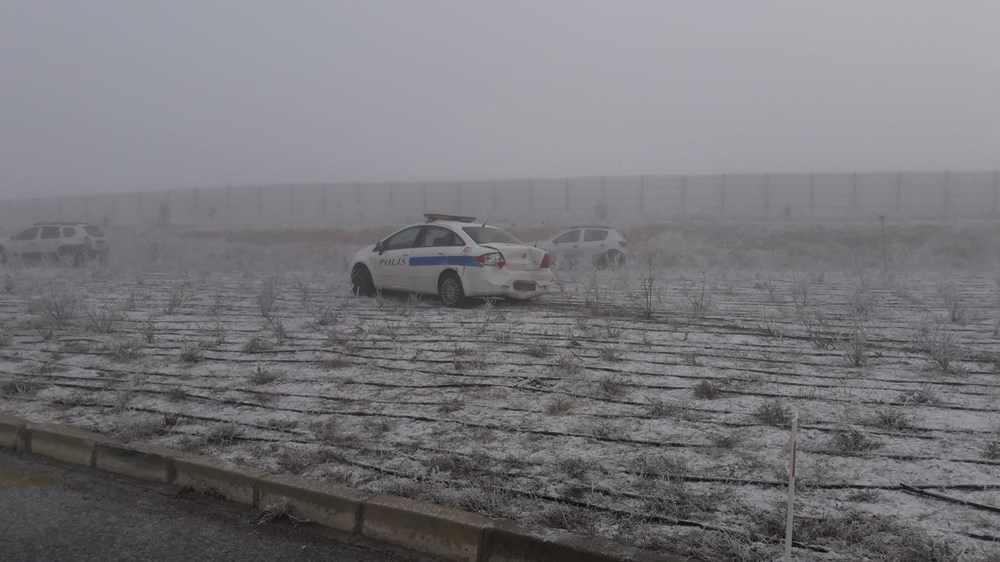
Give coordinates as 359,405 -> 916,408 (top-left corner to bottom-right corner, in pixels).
763,174 -> 771,218
720,174 -> 727,216
993,170 -> 999,218
851,172 -> 858,217
895,171 -> 903,215
680,175 -> 688,216
943,170 -> 951,218
808,173 -> 816,217
639,175 -> 645,213
783,410 -> 799,562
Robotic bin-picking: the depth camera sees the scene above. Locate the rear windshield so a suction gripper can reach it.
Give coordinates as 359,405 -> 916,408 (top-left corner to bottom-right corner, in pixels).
83,226 -> 105,237
462,226 -> 521,245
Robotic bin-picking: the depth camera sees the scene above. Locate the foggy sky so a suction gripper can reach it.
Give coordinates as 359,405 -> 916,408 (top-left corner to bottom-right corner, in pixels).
2,1 -> 999,199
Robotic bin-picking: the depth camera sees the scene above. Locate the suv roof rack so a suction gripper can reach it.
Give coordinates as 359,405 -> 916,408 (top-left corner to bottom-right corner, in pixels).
568,225 -> 613,230
424,213 -> 477,223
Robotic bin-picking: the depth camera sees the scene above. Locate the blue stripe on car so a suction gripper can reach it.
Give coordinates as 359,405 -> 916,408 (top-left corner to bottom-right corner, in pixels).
409,255 -> 481,267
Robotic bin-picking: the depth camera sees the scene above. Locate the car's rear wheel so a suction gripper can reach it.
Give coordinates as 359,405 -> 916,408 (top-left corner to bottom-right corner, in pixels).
438,272 -> 466,307
351,265 -> 376,296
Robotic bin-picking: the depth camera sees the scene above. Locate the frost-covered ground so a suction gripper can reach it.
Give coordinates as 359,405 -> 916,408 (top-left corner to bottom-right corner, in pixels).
2,221 -> 1000,561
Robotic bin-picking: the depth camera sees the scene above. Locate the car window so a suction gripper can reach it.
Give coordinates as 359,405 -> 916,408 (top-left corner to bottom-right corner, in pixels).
584,229 -> 608,242
62,227 -> 77,237
83,226 -> 104,237
462,226 -> 521,245
552,230 -> 580,244
40,226 -> 61,239
417,226 -> 463,248
382,226 -> 421,251
13,227 -> 40,241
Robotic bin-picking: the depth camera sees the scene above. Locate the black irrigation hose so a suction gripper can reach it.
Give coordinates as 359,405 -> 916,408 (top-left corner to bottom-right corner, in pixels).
6,359 -> 1000,450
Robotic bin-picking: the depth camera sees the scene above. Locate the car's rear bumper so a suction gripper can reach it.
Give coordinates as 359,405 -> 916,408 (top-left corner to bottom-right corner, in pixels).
463,268 -> 554,300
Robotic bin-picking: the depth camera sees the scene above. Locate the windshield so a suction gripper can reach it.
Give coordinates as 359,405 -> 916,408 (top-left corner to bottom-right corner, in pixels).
462,226 -> 521,245
83,226 -> 105,237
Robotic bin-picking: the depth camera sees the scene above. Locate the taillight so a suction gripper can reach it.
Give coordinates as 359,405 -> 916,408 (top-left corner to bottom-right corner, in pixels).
477,252 -> 505,268
618,240 -> 628,247
540,253 -> 551,268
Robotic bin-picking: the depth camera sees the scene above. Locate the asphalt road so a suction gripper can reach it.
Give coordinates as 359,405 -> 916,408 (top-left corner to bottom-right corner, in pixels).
0,448 -> 424,562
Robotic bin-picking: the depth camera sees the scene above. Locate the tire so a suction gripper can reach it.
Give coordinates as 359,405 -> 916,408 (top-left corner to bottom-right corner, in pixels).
438,272 -> 466,307
351,265 -> 376,296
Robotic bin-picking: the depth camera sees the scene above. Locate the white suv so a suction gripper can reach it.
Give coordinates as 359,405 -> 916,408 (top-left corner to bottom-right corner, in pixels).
538,226 -> 628,269
1,223 -> 110,265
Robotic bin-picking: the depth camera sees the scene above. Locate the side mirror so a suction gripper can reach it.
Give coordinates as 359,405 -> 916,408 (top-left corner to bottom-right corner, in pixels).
374,241 -> 384,254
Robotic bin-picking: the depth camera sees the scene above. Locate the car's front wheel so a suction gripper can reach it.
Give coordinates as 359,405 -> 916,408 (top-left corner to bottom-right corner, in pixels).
438,272 -> 466,307
351,265 -> 376,296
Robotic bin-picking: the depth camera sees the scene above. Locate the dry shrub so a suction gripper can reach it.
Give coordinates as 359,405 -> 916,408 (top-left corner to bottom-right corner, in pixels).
873,409 -> 913,431
427,454 -> 480,477
598,347 -> 624,362
438,397 -> 464,414
553,355 -> 582,376
537,504 -> 597,534
205,424 -> 241,446
525,343 -> 552,358
983,440 -> 1000,460
33,284 -> 80,326
310,418 -> 357,447
317,356 -> 351,370
912,319 -> 963,373
105,338 -> 142,361
257,276 -> 281,317
692,380 -> 723,399
243,336 -> 273,353
179,343 -> 203,364
115,415 -> 168,441
831,427 -> 882,452
596,375 -> 627,398
0,380 -> 41,398
753,400 -> 792,427
85,305 -> 126,333
249,364 -> 279,385
756,507 -> 956,561
546,396 -> 576,415
555,457 -> 588,480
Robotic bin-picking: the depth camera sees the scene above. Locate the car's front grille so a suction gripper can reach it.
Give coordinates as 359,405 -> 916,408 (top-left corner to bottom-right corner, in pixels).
513,281 -> 536,292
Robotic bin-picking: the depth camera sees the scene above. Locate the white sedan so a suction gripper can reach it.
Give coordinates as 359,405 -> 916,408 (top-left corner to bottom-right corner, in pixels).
350,214 -> 553,306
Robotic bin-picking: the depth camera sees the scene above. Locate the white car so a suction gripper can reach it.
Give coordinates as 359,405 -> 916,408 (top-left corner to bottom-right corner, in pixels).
350,214 -> 553,306
537,226 -> 628,269
1,222 -> 110,265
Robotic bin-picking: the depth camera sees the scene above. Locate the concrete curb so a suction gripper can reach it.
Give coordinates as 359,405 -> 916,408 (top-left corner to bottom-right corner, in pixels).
0,413 -> 690,562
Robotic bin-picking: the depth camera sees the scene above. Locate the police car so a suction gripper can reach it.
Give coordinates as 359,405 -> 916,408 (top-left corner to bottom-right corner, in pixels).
350,214 -> 553,306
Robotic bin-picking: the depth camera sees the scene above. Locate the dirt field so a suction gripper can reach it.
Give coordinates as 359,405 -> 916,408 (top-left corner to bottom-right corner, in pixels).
2,221 -> 1000,561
